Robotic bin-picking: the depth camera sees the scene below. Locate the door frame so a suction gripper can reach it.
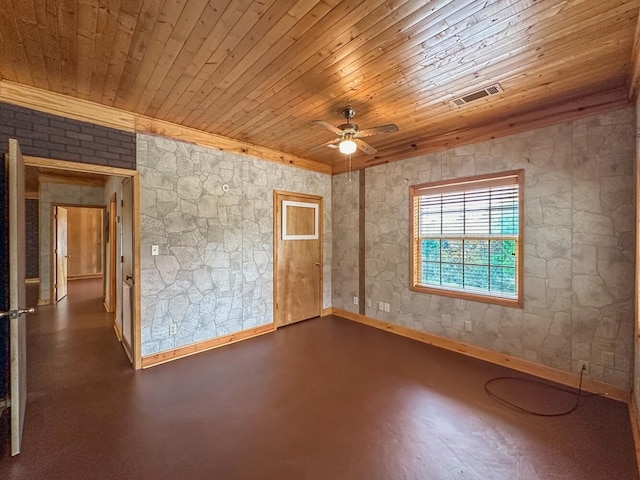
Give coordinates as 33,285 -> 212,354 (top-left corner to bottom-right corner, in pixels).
51,204 -> 105,302
25,155 -> 142,370
107,194 -> 117,314
52,205 -> 69,302
273,190 -> 323,327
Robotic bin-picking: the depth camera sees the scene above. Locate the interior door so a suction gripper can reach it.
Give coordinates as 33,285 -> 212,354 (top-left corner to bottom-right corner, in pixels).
108,196 -> 117,313
2,139 -> 31,456
121,178 -> 133,359
54,206 -> 68,302
274,191 -> 322,326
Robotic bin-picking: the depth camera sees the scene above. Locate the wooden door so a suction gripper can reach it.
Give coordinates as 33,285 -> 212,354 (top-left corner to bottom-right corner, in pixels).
121,178 -> 133,359
108,196 -> 117,313
274,191 -> 322,326
54,206 -> 68,302
2,139 -> 31,456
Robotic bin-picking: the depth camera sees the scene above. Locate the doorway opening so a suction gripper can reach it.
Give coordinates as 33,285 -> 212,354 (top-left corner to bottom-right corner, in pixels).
24,156 -> 141,369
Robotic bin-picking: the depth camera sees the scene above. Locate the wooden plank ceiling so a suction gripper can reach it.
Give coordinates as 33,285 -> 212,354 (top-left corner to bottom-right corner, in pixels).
0,0 -> 638,172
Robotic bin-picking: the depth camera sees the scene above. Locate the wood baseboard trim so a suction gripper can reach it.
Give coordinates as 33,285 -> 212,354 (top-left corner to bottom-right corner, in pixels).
333,308 -> 630,403
113,323 -> 123,342
629,394 -> 640,478
37,298 -> 50,306
321,307 -> 334,317
141,324 -> 276,368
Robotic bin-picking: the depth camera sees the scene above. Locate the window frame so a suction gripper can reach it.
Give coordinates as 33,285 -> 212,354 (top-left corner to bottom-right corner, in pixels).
409,170 -> 524,308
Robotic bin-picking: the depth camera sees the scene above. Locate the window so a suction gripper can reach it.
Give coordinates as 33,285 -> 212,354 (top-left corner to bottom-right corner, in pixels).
410,170 -> 523,307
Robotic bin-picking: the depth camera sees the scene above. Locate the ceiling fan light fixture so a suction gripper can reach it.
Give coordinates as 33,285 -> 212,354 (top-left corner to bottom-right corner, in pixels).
339,138 -> 357,154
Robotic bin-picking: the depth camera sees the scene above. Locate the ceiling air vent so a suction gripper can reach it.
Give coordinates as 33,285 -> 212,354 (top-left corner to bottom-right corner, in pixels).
449,83 -> 503,107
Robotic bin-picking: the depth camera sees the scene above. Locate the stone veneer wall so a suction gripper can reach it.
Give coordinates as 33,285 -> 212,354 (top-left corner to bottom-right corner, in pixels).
137,134 -> 332,357
333,107 -> 635,389
39,182 -> 105,302
332,172 -> 361,312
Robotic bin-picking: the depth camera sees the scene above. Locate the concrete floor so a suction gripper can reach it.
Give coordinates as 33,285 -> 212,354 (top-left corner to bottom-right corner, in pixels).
0,278 -> 637,479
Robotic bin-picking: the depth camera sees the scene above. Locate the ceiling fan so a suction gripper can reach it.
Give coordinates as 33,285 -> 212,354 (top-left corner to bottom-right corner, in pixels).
311,106 -> 399,155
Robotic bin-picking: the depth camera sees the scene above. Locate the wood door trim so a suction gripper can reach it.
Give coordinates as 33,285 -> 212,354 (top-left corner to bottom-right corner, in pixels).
273,190 -> 323,327
25,156 -> 142,370
51,205 -> 64,303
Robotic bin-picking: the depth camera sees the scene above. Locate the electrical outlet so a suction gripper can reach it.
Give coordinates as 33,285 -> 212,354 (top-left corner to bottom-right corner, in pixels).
378,301 -> 384,311
169,324 -> 177,335
366,298 -> 371,308
257,305 -> 265,315
353,296 -> 359,305
464,321 -> 473,332
384,302 -> 390,312
151,244 -> 159,256
578,360 -> 590,375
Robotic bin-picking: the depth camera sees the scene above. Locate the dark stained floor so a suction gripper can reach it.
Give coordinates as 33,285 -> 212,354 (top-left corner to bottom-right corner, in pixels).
0,278 -> 637,479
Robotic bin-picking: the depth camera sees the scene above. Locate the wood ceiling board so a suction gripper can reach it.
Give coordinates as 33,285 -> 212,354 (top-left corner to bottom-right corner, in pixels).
217,0 -> 564,144
243,0 -> 634,144
142,0 -> 244,118
216,0 -> 452,138
57,0 -> 79,95
178,0 -> 309,126
89,0 -> 123,103
223,0 -> 482,138
192,0 -> 417,132
628,1 -> 640,99
255,3 -> 636,154
112,0 -> 165,107
132,0 -> 210,113
76,0 -> 100,98
167,0 -> 282,125
101,0 -> 144,105
0,0 -> 637,173
183,0 -> 348,131
143,0 -> 237,117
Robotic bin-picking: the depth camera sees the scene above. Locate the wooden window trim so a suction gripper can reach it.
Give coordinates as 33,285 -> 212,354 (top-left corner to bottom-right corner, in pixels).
409,170 -> 524,308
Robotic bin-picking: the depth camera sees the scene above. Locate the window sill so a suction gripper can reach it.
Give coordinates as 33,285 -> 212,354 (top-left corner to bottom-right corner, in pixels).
410,284 -> 523,308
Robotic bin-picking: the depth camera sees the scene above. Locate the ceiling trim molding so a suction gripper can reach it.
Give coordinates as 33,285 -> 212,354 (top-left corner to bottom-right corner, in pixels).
335,87 -> 631,174
0,80 -> 331,175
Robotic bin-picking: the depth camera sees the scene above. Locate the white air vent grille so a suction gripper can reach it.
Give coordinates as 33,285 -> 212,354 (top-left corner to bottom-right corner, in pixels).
449,83 -> 503,107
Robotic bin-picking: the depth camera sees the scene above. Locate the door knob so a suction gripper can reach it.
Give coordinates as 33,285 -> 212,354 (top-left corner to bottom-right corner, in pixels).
315,262 -> 321,266
0,307 -> 34,320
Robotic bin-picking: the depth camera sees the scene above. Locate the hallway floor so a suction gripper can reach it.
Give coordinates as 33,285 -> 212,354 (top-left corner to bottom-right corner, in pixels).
0,279 -> 637,479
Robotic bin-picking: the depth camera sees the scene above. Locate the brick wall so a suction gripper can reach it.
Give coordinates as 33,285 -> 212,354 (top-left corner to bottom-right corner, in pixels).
25,198 -> 39,279
0,102 -> 136,169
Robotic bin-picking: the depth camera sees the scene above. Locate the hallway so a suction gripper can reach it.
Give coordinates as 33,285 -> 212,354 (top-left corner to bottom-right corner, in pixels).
0,279 -> 637,479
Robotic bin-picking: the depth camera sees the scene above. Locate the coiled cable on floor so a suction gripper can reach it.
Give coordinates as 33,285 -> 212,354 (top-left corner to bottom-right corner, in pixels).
484,368 -> 594,417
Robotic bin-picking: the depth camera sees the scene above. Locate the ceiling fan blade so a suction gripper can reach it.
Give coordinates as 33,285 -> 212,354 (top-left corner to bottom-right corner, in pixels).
309,138 -> 340,151
358,124 -> 399,137
312,120 -> 342,135
355,138 -> 377,155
